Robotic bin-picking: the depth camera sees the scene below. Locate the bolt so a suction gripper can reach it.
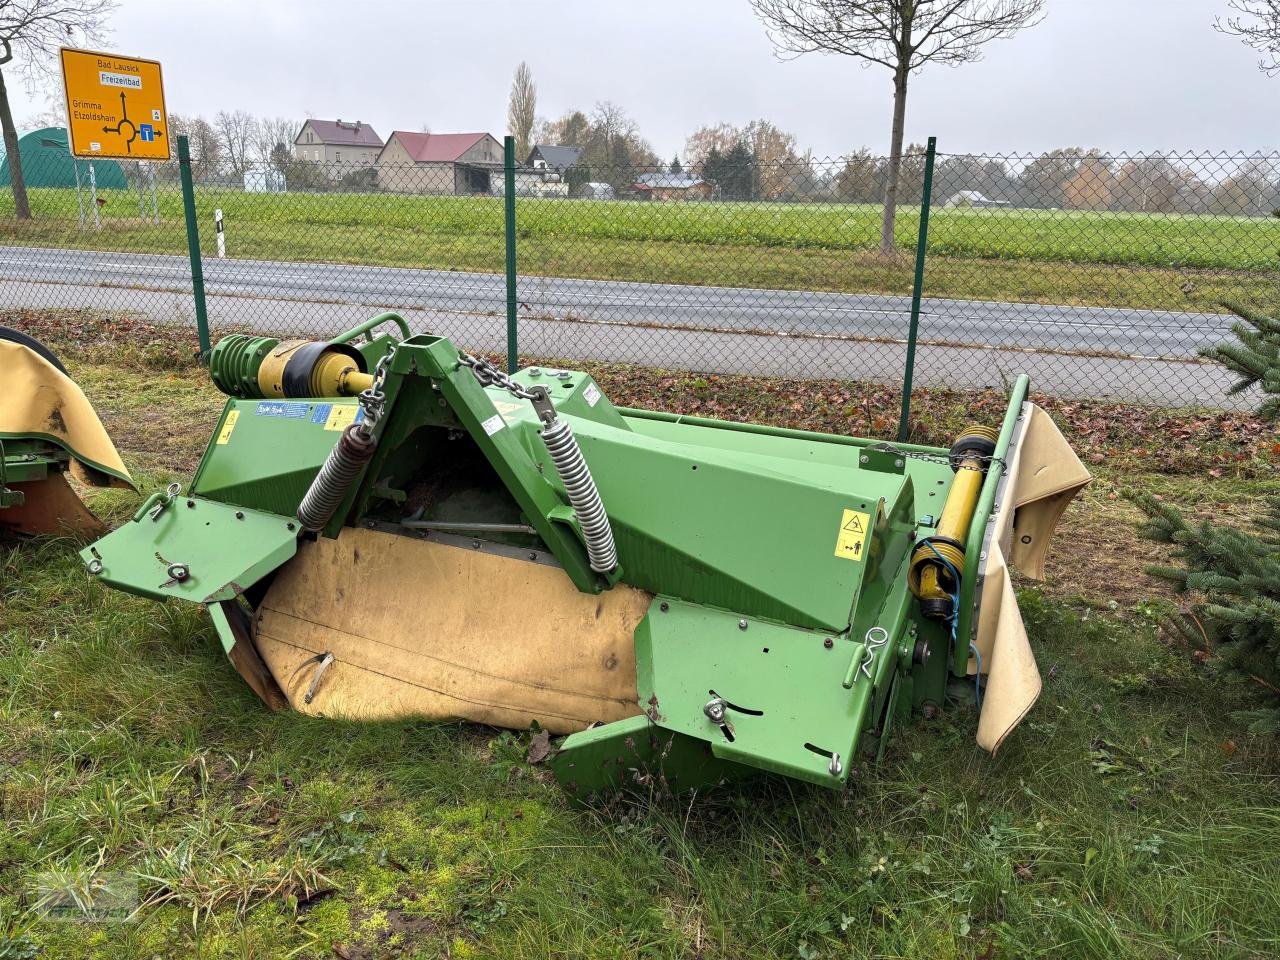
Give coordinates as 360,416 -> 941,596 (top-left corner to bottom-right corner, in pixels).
824,638 -> 834,649
528,551 -> 538,561
828,753 -> 843,777
860,454 -> 869,464
472,539 -> 481,549
703,698 -> 727,724
186,499 -> 195,508
659,602 -> 669,612
235,511 -> 244,520
287,522 -> 296,531
894,459 -> 903,468
438,398 -> 447,407
738,619 -> 748,631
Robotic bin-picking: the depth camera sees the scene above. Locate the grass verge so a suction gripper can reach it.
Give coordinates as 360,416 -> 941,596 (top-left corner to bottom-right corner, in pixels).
2,311 -> 1278,958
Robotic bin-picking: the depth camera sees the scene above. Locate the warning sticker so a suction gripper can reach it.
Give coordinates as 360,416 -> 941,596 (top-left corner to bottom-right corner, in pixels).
583,383 -> 601,407
215,409 -> 239,445
481,413 -> 505,436
491,399 -> 523,417
324,405 -> 365,432
833,509 -> 870,561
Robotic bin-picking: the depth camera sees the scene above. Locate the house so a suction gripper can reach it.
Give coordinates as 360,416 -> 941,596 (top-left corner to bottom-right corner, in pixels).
943,190 -> 1010,209
526,144 -> 582,172
630,171 -> 713,202
293,119 -> 384,180
376,132 -> 503,195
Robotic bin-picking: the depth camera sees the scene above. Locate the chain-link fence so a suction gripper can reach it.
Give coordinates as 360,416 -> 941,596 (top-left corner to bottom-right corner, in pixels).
1,138 -> 1276,410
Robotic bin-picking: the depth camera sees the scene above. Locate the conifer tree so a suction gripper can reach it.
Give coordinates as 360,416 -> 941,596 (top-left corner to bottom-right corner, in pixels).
1130,301 -> 1280,732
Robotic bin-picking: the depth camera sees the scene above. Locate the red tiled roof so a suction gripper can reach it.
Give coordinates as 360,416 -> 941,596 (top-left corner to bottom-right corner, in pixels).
389,131 -> 489,163
300,119 -> 383,147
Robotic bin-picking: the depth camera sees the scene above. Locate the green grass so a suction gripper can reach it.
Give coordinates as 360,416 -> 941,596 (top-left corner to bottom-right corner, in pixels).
2,342 -> 1280,958
2,186 -> 1277,313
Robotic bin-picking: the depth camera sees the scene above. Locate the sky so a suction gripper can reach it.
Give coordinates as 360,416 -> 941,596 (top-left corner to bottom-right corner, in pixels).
14,0 -> 1279,160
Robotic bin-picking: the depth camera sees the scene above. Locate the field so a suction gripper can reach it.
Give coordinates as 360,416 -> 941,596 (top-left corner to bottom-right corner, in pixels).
2,311 -> 1280,959
1,186 -> 1277,313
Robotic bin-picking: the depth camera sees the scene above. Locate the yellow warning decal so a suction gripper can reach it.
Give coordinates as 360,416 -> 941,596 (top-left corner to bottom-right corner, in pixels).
492,399 -> 523,417
215,409 -> 239,445
324,405 -> 360,431
833,509 -> 870,561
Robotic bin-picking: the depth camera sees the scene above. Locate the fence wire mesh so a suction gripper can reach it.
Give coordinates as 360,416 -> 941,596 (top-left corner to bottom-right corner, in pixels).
0,143 -> 1276,409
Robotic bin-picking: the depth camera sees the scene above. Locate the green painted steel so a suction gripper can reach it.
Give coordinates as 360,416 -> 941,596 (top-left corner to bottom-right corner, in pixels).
898,135 -> 937,443
329,312 -> 411,346
952,373 -> 1030,670
81,325 -> 1028,795
1,438 -> 63,507
81,495 -> 298,603
209,335 -> 278,399
191,398 -> 359,515
503,137 -> 519,373
178,136 -> 211,361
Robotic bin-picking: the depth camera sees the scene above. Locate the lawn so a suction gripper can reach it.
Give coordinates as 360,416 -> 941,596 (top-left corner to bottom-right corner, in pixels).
1,185 -> 1277,314
2,312 -> 1279,959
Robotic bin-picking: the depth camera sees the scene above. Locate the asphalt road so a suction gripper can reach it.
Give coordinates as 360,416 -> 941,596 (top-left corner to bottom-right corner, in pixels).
0,244 -> 1249,406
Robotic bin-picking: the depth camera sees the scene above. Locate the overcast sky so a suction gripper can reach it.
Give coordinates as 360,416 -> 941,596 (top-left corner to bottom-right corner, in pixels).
16,0 -> 1278,159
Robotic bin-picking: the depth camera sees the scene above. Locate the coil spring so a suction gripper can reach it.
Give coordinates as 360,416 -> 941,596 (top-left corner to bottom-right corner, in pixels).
297,423 -> 377,532
540,417 -> 618,573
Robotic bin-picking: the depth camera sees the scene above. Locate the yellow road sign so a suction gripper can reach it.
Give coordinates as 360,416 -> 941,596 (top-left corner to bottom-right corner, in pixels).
60,47 -> 170,160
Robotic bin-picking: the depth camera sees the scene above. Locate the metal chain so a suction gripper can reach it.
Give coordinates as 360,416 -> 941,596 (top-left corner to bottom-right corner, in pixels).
863,442 -> 1005,474
356,353 -> 391,427
458,352 -> 539,400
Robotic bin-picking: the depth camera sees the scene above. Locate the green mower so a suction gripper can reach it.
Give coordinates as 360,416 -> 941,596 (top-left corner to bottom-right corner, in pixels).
82,313 -> 1089,794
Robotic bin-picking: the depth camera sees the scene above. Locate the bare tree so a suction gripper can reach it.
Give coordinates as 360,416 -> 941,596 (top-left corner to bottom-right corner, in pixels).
253,115 -> 296,164
0,0 -> 116,219
507,61 -> 536,160
750,0 -> 1046,254
169,112 -> 221,181
1217,0 -> 1280,74
214,109 -> 256,179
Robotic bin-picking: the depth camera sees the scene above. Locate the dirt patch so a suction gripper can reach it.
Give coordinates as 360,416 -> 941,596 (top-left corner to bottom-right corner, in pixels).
333,903 -> 447,959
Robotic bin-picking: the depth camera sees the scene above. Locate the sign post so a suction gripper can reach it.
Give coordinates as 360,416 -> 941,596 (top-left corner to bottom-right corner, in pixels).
60,47 -> 170,162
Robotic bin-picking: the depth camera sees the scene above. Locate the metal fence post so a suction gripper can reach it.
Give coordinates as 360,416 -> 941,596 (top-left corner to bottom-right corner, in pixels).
503,135 -> 518,373
177,135 -> 211,361
897,136 -> 937,442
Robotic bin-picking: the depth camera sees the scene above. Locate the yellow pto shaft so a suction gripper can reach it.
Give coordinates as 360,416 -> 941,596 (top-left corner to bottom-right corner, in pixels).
908,424 -> 999,619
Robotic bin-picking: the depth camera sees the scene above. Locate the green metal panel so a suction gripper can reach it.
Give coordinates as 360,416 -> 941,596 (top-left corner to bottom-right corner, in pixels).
191,398 -> 361,515
637,599 -> 862,787
80,495 -> 298,603
550,715 -> 752,799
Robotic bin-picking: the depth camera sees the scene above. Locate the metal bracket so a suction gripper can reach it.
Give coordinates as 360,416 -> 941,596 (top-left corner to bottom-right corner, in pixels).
858,446 -> 906,475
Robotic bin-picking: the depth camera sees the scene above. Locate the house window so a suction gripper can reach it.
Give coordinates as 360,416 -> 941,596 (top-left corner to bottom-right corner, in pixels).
335,151 -> 341,162
314,150 -> 320,161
